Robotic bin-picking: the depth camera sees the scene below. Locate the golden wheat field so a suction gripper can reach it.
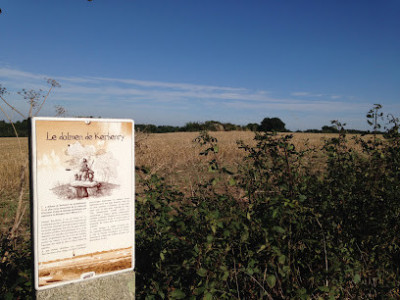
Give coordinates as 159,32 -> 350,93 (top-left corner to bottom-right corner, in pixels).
0,131 -> 364,232
0,132 -> 362,190
135,131 -> 335,191
0,137 -> 30,232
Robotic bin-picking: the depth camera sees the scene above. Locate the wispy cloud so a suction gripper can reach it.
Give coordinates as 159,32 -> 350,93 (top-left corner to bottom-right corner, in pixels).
291,91 -> 342,99
0,68 -> 47,81
89,76 -> 247,92
0,66 -> 386,129
291,92 -> 313,97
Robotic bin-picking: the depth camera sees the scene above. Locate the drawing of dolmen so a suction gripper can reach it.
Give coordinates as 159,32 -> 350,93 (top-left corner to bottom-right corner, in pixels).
70,158 -> 98,198
51,142 -> 119,199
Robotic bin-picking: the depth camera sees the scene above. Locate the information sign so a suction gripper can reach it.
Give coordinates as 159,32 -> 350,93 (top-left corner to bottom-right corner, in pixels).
31,117 -> 134,290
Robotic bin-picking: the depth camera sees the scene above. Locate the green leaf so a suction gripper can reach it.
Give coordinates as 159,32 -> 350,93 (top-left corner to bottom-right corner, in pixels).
204,292 -> 213,300
273,226 -> 285,234
194,286 -> 205,295
5,293 -> 14,300
278,255 -> 286,264
197,268 -> 207,277
222,270 -> 229,280
257,244 -> 266,253
318,286 -> 330,292
266,274 -> 276,288
353,273 -> 361,284
170,289 -> 186,299
241,231 -> 249,242
298,194 -> 307,202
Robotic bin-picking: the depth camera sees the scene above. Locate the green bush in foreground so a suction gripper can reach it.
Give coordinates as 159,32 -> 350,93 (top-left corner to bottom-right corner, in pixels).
136,108 -> 400,299
0,233 -> 32,299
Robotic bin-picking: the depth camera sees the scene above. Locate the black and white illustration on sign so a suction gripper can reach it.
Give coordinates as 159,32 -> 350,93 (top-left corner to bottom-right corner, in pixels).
52,143 -> 119,199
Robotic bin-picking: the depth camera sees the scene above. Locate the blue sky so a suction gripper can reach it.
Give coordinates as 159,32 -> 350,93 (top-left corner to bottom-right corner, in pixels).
0,1 -> 399,130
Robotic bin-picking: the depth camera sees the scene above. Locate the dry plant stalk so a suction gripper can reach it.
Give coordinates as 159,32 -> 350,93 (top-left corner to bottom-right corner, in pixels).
0,79 -> 60,240
9,162 -> 28,238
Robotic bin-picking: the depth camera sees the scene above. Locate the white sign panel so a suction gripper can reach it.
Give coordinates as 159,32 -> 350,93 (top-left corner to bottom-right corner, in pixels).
31,117 -> 134,290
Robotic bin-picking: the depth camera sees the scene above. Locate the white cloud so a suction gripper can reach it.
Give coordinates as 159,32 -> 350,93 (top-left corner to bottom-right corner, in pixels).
291,91 -> 327,98
0,68 -> 47,81
291,92 -> 310,96
89,76 -> 247,92
0,66 -> 386,129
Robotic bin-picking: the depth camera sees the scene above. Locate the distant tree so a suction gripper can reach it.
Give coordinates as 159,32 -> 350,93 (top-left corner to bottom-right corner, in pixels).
223,123 -> 238,131
182,122 -> 203,132
204,121 -> 224,131
156,125 -> 180,133
135,124 -> 158,133
246,123 -> 259,132
305,129 -> 321,133
321,125 -> 339,133
258,117 -> 286,132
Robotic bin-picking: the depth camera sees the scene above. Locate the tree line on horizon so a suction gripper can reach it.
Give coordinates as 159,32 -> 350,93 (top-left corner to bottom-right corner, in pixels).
0,117 -> 379,137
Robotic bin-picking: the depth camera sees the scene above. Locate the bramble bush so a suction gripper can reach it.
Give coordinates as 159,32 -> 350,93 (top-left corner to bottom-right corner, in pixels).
135,106 -> 400,299
0,232 -> 32,299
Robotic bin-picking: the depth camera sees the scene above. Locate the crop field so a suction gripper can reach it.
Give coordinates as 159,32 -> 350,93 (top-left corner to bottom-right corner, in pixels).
0,137 -> 30,233
135,131 -> 346,189
0,132 -> 335,228
0,131 -> 363,233
0,129 -> 373,238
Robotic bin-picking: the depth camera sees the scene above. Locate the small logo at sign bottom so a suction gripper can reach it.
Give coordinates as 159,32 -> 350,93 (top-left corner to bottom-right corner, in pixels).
81,272 -> 95,280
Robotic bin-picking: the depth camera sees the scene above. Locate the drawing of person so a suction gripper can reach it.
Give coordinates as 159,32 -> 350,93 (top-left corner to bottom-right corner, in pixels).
77,158 -> 94,181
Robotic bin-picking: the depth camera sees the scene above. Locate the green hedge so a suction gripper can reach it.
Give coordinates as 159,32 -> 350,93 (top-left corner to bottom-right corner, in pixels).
136,116 -> 400,298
